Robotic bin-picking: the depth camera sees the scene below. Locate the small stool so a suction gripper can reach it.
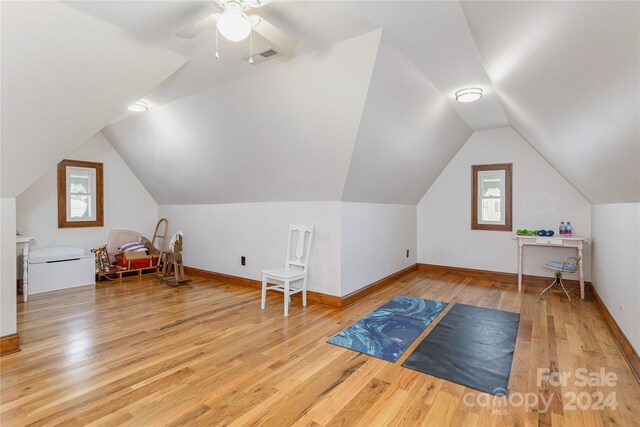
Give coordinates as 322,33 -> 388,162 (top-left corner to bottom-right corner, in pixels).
540,257 -> 578,302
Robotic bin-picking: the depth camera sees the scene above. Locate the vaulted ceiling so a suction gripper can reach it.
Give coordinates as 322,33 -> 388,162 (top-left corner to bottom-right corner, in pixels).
104,29 -> 471,204
3,1 -> 638,205
461,1 -> 639,204
104,30 -> 382,204
1,1 -> 187,198
342,32 -> 472,204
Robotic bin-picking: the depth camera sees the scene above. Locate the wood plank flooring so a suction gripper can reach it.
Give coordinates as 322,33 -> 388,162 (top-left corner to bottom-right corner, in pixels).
1,271 -> 639,426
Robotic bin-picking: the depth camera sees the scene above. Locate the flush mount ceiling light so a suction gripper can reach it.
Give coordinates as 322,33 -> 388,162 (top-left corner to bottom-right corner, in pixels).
217,1 -> 251,42
455,87 -> 483,103
128,100 -> 148,112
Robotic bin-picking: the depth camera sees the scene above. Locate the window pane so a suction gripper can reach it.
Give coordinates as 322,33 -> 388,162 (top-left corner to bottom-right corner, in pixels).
481,198 -> 502,222
70,195 -> 93,220
70,175 -> 90,194
66,166 -> 97,222
482,173 -> 503,197
67,167 -> 93,194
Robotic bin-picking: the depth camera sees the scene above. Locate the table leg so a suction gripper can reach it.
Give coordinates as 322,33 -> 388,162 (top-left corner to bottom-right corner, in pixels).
518,241 -> 523,292
578,245 -> 585,299
23,244 -> 29,302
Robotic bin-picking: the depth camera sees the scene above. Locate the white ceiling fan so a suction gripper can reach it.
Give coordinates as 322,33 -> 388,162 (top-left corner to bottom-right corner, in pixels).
175,0 -> 298,53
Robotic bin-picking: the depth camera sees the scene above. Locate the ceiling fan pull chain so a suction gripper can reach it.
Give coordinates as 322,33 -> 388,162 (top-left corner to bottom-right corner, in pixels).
248,30 -> 254,64
215,26 -> 220,59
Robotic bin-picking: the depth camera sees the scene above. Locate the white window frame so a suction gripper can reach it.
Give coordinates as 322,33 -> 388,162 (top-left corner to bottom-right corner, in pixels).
477,169 -> 506,225
66,166 -> 97,222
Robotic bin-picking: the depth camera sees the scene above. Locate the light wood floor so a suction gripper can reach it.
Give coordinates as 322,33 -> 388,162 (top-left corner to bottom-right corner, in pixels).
1,271 -> 639,426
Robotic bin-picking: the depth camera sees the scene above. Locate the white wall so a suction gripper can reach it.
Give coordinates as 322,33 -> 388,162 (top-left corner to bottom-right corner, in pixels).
158,202 -> 342,296
341,203 -> 416,296
17,133 -> 158,251
418,127 -> 592,279
591,203 -> 640,352
1,198 -> 17,336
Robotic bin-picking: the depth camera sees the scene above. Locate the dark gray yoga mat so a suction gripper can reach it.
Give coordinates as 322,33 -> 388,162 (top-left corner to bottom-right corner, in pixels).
402,303 -> 520,395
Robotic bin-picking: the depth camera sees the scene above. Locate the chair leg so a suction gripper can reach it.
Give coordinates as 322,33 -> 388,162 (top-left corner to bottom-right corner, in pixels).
302,276 -> 307,307
284,280 -> 290,317
558,276 -> 573,303
540,278 -> 558,298
261,275 -> 267,309
540,271 -> 572,302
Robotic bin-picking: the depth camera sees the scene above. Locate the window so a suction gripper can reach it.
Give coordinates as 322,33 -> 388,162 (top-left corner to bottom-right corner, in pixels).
58,160 -> 103,228
471,163 -> 512,231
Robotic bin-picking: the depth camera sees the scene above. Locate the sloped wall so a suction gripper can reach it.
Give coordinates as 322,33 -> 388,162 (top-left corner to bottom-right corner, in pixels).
461,1 -> 639,204
104,31 -> 382,205
16,133 -> 158,251
1,1 -> 186,198
341,32 -> 472,204
418,127 -> 592,279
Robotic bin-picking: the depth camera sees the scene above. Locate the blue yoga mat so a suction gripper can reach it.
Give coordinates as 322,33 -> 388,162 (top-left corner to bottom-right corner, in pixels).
402,303 -> 520,395
327,295 -> 448,362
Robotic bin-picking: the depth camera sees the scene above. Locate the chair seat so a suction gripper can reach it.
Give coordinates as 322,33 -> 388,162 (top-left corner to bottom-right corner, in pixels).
262,267 -> 305,279
544,261 -> 577,272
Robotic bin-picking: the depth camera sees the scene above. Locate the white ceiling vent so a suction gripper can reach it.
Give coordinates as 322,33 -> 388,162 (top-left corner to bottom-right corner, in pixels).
244,47 -> 280,64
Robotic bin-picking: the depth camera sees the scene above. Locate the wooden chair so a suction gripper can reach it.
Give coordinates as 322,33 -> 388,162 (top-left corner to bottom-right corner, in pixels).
261,224 -> 314,316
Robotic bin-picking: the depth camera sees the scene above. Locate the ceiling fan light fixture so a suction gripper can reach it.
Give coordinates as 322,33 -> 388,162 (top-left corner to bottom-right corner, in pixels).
217,1 -> 251,42
455,87 -> 483,103
128,100 -> 148,112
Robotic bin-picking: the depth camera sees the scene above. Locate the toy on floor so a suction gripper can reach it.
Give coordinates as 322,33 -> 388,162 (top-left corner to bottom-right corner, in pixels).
156,232 -> 191,286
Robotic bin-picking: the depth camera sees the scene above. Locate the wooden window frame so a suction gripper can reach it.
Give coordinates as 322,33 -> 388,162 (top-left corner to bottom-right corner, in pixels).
57,159 -> 104,228
471,163 -> 512,231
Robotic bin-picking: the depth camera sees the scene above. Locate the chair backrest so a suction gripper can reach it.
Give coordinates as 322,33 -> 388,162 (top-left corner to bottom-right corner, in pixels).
285,224 -> 314,271
562,256 -> 578,271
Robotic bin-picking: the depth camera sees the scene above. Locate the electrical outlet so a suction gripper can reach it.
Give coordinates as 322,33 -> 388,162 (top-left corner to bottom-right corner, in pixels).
241,256 -> 246,266
406,249 -> 410,258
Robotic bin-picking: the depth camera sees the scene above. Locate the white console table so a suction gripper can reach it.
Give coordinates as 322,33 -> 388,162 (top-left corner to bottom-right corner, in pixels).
16,236 -> 34,302
514,234 -> 589,299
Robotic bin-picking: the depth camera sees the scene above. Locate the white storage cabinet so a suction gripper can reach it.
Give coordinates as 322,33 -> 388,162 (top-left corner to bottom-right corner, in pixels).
28,247 -> 95,295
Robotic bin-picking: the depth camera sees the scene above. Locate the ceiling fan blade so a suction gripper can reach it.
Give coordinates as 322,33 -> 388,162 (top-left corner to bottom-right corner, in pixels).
251,15 -> 297,51
175,14 -> 219,39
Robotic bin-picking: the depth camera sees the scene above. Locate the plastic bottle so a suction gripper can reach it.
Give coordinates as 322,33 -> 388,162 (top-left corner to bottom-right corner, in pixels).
566,222 -> 572,235
560,221 -> 565,235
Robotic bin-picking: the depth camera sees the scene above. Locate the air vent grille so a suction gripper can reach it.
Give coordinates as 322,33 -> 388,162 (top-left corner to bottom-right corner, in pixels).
260,49 -> 278,58
244,47 -> 280,64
